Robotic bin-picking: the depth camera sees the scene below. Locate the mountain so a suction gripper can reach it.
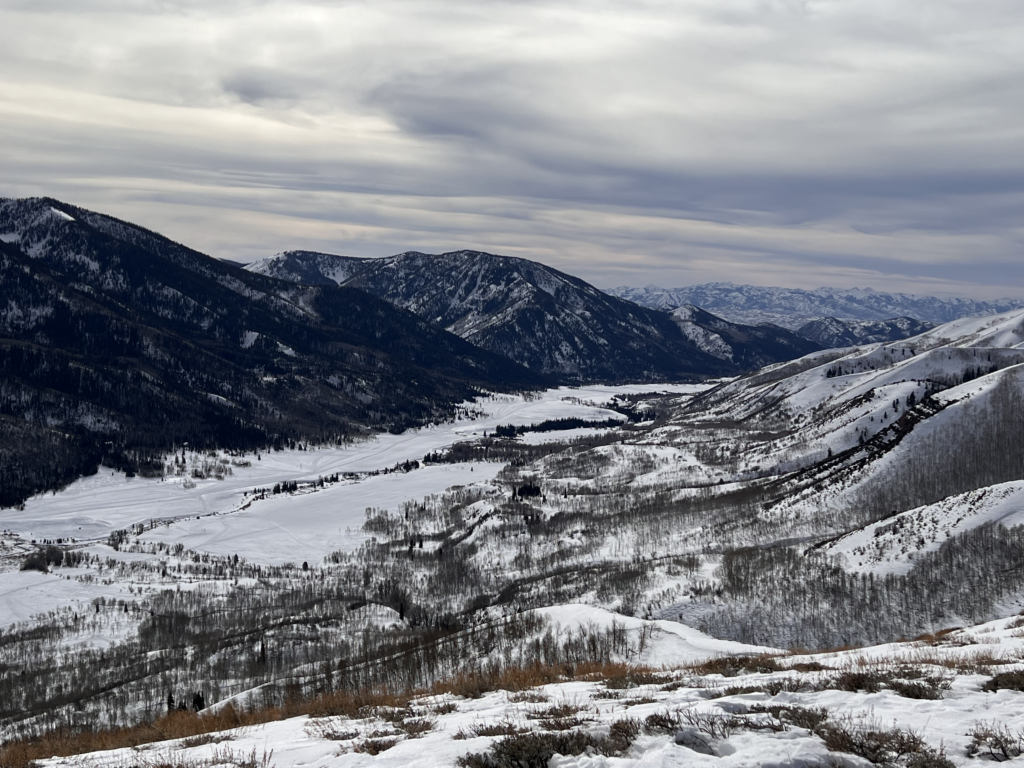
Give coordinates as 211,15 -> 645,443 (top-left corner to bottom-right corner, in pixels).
669,305 -> 821,368
246,250 -> 367,286
0,198 -> 543,507
245,250 -> 822,382
796,316 -> 934,348
608,282 -> 1024,329
342,251 -> 740,381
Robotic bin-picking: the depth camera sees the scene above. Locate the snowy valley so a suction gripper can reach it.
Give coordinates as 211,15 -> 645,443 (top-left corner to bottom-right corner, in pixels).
1,302 -> 1024,766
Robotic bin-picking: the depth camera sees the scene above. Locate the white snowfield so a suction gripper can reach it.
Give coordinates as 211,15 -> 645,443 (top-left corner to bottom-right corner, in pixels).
38,613 -> 1024,768
906,306 -> 1024,351
534,604 -> 780,665
0,384 -> 706,626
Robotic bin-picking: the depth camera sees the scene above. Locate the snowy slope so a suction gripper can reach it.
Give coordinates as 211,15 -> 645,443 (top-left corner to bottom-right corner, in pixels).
896,307 -> 1024,350
686,309 -> 1024,426
35,614 -> 1024,768
822,481 -> 1024,575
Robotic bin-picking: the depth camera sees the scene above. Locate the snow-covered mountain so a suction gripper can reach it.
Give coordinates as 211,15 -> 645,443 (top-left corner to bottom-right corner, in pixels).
796,316 -> 933,347
669,304 -> 819,369
245,250 -> 821,381
5,205 -> 1024,753
609,282 -> 1024,329
247,250 -> 367,286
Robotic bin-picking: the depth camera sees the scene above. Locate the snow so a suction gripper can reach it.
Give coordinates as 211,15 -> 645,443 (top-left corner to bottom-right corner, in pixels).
535,604 -> 779,665
0,569 -> 130,630
140,462 -> 502,565
241,330 -> 260,348
824,481 -> 1024,575
670,307 -> 734,361
37,613 -> 1024,768
0,384 -> 709,625
49,206 -> 75,222
907,307 -> 1024,351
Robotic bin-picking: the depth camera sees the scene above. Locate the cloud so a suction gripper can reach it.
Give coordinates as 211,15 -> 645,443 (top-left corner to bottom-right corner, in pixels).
0,0 -> 1021,297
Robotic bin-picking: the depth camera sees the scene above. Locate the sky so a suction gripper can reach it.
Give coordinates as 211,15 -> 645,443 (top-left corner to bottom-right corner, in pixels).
0,0 -> 1021,298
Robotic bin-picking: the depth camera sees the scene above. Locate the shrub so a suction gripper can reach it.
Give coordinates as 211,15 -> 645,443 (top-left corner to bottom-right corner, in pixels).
749,705 -> 829,732
818,716 -> 953,768
833,671 -> 885,693
457,721 -> 640,768
889,680 -> 943,700
302,718 -> 359,741
457,732 -> 605,768
352,737 -> 398,755
605,718 -> 641,753
966,722 -> 1024,761
982,671 -> 1024,692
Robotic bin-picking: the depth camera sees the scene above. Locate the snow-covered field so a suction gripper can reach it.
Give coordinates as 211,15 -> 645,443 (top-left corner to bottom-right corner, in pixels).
37,610 -> 1024,768
0,384 -> 708,626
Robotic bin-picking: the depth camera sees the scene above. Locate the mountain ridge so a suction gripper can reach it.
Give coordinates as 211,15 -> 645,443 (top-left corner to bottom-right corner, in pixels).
246,249 -> 821,381
608,282 -> 1024,329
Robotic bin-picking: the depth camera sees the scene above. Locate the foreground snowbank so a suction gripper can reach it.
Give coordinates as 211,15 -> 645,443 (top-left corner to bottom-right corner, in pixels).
35,613 -> 1024,768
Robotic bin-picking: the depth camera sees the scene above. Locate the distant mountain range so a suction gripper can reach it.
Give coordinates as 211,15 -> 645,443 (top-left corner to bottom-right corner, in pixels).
608,283 -> 1024,329
796,316 -> 934,348
247,250 -> 819,381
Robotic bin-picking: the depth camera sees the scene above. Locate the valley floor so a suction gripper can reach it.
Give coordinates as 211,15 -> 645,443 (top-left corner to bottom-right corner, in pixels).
0,383 -> 706,629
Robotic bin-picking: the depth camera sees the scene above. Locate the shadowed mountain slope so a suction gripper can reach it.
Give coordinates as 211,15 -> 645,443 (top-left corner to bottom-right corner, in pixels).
0,198 -> 543,506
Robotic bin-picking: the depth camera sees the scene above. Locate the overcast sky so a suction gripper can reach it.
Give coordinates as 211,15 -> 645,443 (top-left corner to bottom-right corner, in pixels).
1,0 -> 1020,297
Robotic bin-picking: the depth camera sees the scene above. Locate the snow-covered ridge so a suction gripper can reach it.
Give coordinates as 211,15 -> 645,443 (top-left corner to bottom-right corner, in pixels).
609,282 -> 1024,329
246,250 -> 368,286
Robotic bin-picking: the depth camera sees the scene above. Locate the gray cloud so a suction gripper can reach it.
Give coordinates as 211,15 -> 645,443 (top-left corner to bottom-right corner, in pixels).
0,0 -> 1021,297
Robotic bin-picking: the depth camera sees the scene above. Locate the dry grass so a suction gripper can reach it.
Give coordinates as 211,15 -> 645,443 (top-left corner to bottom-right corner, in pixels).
0,707 -> 278,768
0,661 -> 644,768
967,721 -> 1024,761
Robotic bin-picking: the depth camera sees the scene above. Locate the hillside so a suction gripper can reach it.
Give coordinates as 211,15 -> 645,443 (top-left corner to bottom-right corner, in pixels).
2,311 -> 1024,740
8,612 -> 1024,768
669,304 -> 820,369
3,220 -> 1024,752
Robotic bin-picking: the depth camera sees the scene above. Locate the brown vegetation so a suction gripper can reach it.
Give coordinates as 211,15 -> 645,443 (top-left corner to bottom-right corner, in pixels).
0,661 -> 646,768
